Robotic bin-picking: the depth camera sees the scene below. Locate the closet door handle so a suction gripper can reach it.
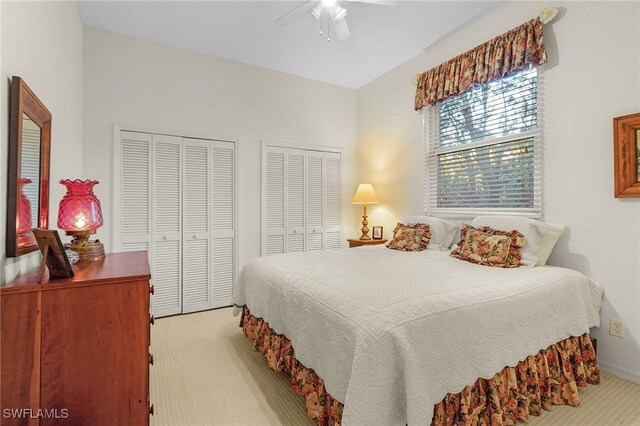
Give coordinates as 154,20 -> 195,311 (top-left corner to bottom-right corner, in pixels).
192,234 -> 197,239
149,315 -> 155,325
293,229 -> 297,234
149,353 -> 154,365
149,403 -> 154,416
162,235 -> 167,241
149,285 -> 155,295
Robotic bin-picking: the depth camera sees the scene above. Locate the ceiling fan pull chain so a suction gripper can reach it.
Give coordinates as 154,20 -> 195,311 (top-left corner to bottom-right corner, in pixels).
327,15 -> 331,42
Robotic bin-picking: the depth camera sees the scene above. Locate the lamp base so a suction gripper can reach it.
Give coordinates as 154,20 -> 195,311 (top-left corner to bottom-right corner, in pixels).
65,230 -> 105,262
359,204 -> 371,240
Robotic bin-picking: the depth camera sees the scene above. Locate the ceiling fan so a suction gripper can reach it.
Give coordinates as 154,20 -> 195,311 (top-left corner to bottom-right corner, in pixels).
274,0 -> 396,42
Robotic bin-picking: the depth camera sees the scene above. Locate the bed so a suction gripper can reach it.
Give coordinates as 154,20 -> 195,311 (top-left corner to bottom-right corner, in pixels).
232,245 -> 603,425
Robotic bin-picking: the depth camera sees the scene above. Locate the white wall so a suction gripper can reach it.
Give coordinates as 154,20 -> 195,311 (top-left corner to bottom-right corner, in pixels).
82,27 -> 358,270
0,1 -> 84,284
357,2 -> 640,382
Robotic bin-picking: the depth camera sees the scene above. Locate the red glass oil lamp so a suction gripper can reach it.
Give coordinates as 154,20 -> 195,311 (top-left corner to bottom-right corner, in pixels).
57,179 -> 105,261
17,177 -> 33,233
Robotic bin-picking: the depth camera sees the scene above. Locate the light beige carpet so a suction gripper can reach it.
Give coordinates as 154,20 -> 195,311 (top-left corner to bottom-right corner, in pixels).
150,308 -> 640,426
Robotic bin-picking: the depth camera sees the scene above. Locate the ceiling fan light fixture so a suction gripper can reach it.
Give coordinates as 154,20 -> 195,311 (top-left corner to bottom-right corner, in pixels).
334,6 -> 347,21
275,0 -> 386,41
310,3 -> 323,20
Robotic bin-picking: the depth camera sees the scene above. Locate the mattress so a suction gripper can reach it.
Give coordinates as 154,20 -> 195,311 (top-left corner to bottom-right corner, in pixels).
233,246 -> 603,425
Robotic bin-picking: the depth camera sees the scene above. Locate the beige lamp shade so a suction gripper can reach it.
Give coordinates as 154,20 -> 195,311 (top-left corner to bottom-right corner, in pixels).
352,184 -> 379,204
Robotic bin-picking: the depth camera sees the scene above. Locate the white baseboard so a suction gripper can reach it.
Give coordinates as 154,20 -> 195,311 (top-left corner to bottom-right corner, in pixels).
599,360 -> 640,384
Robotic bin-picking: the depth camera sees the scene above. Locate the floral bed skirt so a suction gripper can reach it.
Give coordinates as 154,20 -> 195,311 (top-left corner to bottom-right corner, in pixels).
240,305 -> 600,426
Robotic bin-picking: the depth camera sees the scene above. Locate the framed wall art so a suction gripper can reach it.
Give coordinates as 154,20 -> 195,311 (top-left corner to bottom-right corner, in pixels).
614,112 -> 640,197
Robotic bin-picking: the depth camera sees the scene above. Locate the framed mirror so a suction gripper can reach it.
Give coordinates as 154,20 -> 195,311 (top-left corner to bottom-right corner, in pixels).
6,76 -> 51,257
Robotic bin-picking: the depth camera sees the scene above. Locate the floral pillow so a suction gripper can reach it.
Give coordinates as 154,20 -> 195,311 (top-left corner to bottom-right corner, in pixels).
450,223 -> 526,268
386,222 -> 432,251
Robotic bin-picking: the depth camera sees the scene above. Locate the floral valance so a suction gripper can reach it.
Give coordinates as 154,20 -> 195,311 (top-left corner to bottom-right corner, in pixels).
414,17 -> 548,110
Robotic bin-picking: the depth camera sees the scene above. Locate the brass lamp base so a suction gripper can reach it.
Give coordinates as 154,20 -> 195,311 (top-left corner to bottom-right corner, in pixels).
65,230 -> 105,262
359,203 -> 371,240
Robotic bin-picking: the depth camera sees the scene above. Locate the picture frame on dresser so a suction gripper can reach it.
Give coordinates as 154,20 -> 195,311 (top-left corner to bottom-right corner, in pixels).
33,229 -> 74,279
372,226 -> 383,240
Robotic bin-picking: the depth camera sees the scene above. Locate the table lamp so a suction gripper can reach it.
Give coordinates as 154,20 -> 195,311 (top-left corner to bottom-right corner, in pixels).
352,183 -> 379,240
57,179 -> 105,262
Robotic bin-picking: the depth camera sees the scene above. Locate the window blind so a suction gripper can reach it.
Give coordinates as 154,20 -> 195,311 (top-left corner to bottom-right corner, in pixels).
424,68 -> 543,217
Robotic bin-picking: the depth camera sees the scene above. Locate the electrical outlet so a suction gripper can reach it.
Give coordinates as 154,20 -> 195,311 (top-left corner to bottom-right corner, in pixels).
609,319 -> 624,337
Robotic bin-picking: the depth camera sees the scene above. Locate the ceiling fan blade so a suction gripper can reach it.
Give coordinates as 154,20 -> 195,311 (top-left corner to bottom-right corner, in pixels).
334,17 -> 350,40
348,0 -> 397,5
274,1 -> 314,26
310,3 -> 324,20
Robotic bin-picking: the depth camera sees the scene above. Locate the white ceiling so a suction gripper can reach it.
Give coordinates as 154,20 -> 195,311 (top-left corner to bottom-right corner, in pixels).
77,1 -> 502,89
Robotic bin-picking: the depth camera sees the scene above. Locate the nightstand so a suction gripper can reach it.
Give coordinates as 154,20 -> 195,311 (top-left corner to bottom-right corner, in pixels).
347,239 -> 387,248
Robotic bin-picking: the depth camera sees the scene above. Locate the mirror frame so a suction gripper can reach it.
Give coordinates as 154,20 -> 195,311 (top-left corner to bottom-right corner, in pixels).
7,76 -> 52,257
613,112 -> 640,198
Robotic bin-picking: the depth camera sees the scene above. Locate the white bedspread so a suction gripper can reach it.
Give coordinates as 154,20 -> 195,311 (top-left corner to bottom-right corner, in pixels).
233,246 -> 603,425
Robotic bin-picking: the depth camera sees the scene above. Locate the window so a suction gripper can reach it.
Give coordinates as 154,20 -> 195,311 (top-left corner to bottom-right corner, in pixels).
424,67 -> 542,217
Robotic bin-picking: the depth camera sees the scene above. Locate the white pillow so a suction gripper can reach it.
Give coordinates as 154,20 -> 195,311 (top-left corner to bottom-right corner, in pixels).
471,216 -> 541,267
535,222 -> 565,266
400,216 -> 457,251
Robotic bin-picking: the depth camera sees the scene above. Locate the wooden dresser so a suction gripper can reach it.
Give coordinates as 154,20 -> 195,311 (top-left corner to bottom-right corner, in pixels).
0,251 -> 153,426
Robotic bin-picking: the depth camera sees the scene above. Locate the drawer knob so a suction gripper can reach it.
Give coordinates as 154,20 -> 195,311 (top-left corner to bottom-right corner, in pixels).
149,315 -> 155,325
149,285 -> 155,295
149,403 -> 154,416
149,353 -> 154,365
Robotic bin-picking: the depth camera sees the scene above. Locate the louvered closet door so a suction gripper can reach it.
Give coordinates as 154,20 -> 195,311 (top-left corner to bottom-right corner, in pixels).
324,152 -> 342,249
119,131 -> 152,253
263,147 -> 286,255
152,134 -> 182,317
211,141 -> 235,308
286,149 -> 305,253
182,139 -> 211,313
306,151 -> 324,251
